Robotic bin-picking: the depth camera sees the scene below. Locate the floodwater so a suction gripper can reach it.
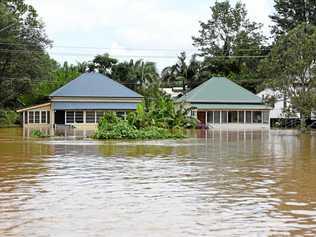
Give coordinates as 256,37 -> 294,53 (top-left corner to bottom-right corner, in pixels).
0,128 -> 316,237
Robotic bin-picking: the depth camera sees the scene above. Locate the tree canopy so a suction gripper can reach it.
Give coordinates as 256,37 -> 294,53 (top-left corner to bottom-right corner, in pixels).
192,0 -> 268,92
0,0 -> 54,108
271,0 -> 316,35
260,23 -> 316,126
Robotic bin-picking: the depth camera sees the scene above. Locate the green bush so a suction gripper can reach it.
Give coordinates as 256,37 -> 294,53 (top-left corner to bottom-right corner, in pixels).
94,92 -> 196,140
0,110 -> 19,127
31,130 -> 48,138
94,113 -> 185,140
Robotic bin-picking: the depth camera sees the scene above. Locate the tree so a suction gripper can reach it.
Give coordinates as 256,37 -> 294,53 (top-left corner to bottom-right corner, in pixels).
0,0 -> 53,108
193,1 -> 265,56
192,0 -> 267,92
111,59 -> 158,92
161,52 -> 202,91
92,53 -> 118,75
20,62 -> 81,106
259,23 -> 316,129
270,0 -> 316,35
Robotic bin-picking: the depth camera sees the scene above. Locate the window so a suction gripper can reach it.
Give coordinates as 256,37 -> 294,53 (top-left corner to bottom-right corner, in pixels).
75,111 -> 84,123
253,111 -> 262,123
228,111 -> 238,123
246,111 -> 252,123
25,112 -> 28,124
221,111 -> 228,123
207,111 -> 214,123
214,111 -> 220,123
66,111 -> 75,123
35,111 -> 40,123
238,111 -> 244,123
86,111 -> 96,123
41,111 -> 46,124
47,111 -> 50,124
29,111 -> 34,123
96,111 -> 105,122
263,111 -> 269,124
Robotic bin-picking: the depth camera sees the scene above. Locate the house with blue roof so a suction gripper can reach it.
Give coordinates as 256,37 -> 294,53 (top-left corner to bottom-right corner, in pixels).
17,72 -> 143,129
179,77 -> 271,129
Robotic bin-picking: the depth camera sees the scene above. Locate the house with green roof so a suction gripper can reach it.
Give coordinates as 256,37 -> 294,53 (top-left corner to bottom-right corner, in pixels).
179,77 -> 271,128
17,72 -> 143,130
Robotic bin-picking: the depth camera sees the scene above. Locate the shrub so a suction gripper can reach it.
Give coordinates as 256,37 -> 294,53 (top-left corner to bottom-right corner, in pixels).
94,92 -> 197,140
0,110 -> 19,127
31,130 -> 48,138
94,113 -> 185,140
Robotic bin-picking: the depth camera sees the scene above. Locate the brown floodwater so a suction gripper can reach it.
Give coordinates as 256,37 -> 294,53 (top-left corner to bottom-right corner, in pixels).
0,128 -> 316,236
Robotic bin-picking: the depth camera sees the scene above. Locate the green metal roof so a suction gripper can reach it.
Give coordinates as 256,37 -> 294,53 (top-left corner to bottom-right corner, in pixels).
180,77 -> 263,103
192,103 -> 271,110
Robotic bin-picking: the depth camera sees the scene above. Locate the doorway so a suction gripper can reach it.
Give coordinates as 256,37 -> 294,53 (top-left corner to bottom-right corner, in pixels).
55,110 -> 65,125
197,111 -> 206,125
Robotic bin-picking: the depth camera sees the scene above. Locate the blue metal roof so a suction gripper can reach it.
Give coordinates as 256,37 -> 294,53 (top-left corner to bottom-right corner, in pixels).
50,72 -> 143,98
53,102 -> 138,110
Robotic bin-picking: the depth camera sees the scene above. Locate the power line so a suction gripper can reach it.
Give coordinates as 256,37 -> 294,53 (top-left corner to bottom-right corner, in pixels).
0,42 -> 197,52
0,41 -> 271,53
0,48 -> 269,59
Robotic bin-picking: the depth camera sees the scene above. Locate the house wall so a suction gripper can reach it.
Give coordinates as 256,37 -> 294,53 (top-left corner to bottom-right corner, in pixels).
21,104 -> 52,129
209,123 -> 270,129
62,110 -> 129,129
48,96 -> 141,130
195,109 -> 270,129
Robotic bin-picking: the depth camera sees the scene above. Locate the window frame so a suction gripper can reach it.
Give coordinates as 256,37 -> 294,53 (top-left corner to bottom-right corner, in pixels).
214,111 -> 221,124
41,111 -> 47,124
228,111 -> 238,123
221,111 -> 228,124
34,111 -> 40,124
207,111 -> 214,124
66,111 -> 75,124
75,111 -> 84,124
86,111 -> 96,124
238,111 -> 245,124
246,111 -> 252,124
253,111 -> 263,124
29,111 -> 34,123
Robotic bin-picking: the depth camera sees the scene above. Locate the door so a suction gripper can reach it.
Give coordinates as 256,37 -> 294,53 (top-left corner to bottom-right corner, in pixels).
197,111 -> 206,125
55,110 -> 65,125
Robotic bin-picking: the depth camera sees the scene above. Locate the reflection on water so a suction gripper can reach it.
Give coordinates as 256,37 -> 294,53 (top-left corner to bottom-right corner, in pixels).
22,126 -> 96,138
0,128 -> 316,236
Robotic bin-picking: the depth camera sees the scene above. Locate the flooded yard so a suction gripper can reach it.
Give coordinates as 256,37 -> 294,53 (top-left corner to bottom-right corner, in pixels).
0,128 -> 316,236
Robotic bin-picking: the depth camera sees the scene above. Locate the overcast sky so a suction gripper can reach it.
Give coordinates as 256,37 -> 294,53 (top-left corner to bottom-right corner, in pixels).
26,0 -> 275,71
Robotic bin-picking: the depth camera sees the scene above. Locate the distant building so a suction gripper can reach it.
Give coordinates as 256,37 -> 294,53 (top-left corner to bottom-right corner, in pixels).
179,77 -> 271,129
17,72 -> 143,130
161,87 -> 184,98
257,89 -> 299,119
257,88 -> 316,123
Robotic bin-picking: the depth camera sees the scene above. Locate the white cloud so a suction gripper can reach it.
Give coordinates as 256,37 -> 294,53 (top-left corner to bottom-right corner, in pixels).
26,0 -> 274,70
240,0 -> 274,35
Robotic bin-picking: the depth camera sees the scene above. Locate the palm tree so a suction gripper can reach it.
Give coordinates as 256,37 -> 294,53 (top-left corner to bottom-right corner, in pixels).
161,52 -> 202,92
